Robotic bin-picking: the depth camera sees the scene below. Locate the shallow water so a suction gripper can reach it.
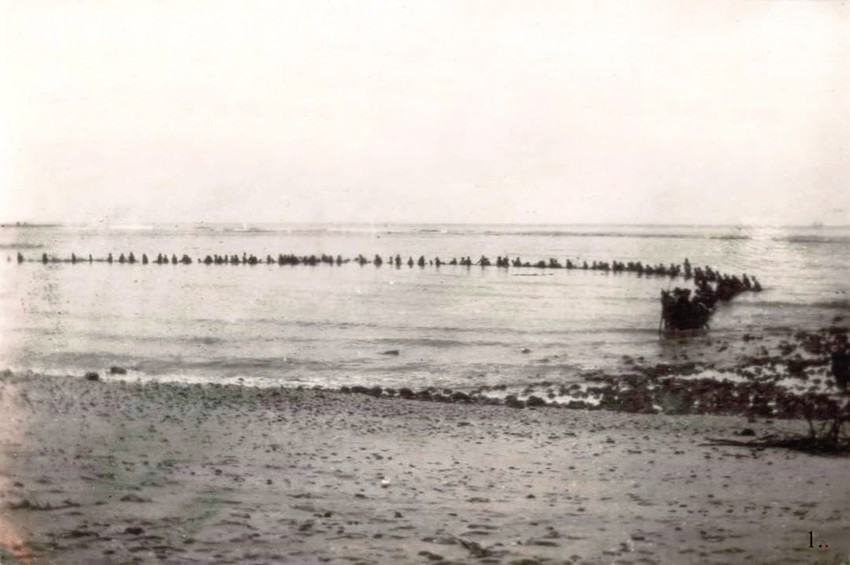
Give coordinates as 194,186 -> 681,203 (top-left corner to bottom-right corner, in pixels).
0,223 -> 848,389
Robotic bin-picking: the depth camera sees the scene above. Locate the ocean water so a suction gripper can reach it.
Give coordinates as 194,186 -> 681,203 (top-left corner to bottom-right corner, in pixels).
0,224 -> 848,390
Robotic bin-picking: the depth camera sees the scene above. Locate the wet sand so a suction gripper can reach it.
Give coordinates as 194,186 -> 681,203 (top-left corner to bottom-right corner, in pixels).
1,371 -> 848,564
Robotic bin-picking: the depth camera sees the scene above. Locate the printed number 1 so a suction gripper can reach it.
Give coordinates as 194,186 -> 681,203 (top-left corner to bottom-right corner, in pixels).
809,531 -> 814,548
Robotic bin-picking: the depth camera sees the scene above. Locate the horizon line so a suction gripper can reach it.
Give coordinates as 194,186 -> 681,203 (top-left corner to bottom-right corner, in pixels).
2,220 -> 849,229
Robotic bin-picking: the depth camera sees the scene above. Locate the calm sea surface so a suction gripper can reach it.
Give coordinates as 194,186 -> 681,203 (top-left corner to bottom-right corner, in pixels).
1,224 -> 848,390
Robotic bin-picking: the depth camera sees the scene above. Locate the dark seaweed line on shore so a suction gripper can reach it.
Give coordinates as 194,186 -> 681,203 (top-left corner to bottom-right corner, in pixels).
8,322 -> 847,428
322,324 -> 849,422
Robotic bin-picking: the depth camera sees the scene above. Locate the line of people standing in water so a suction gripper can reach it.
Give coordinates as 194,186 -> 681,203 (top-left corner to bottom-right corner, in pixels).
659,258 -> 762,332
14,251 -> 759,284
15,250 -> 762,292
15,250 -> 764,332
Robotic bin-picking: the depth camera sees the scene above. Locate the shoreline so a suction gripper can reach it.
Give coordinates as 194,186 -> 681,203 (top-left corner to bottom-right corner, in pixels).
1,371 -> 848,564
6,320 -> 847,422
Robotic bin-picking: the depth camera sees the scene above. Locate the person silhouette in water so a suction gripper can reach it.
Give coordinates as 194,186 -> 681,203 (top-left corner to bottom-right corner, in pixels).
831,334 -> 850,391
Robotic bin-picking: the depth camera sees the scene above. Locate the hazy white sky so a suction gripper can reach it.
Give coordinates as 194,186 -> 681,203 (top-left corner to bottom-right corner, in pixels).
1,0 -> 848,225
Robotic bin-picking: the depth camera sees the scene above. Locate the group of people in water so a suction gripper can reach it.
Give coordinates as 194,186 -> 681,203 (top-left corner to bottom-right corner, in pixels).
21,252 -> 197,265
15,252 -> 760,285
832,334 -> 850,391
16,250 -> 766,333
660,259 -> 763,332
17,251 -> 761,291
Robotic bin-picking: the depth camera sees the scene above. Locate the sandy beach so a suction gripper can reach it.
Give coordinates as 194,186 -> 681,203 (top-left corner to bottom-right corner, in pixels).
1,371 -> 847,564
4,0 -> 850,561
